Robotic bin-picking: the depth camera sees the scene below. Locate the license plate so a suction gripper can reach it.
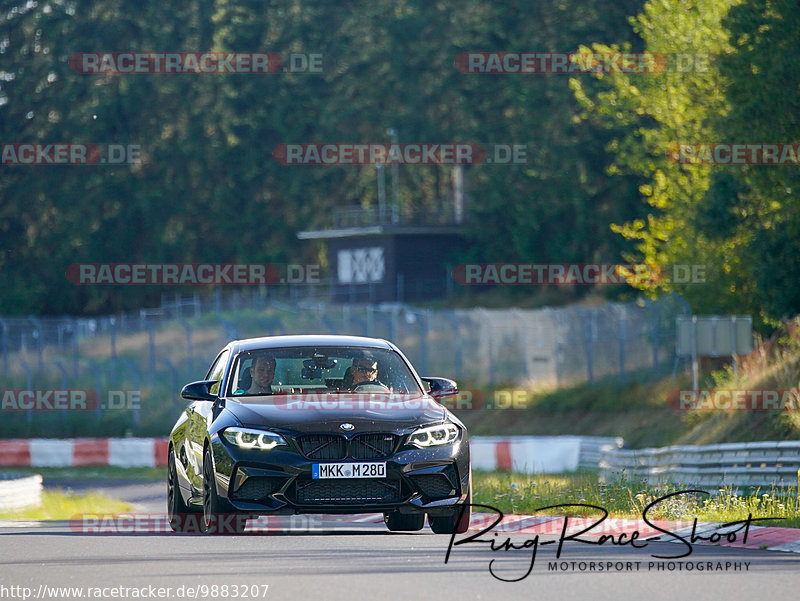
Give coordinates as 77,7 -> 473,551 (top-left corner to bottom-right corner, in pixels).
312,462 -> 386,479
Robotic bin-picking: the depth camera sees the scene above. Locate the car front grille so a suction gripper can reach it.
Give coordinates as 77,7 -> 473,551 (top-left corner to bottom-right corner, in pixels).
294,478 -> 402,504
410,464 -> 459,499
232,476 -> 285,501
350,433 -> 398,459
295,435 -> 348,460
294,433 -> 399,460
410,474 -> 454,498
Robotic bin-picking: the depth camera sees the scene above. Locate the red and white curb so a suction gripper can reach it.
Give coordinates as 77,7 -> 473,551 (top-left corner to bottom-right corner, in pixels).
0,438 -> 169,468
1,510 -> 798,553
345,512 -> 800,553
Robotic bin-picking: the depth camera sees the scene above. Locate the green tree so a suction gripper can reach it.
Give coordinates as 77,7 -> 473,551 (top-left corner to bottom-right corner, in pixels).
571,0 -> 769,320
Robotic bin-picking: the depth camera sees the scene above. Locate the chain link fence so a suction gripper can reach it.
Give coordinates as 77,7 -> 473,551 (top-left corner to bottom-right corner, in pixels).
0,292 -> 688,435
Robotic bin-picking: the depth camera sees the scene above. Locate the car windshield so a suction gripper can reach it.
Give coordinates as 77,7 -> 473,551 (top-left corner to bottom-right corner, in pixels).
227,346 -> 422,396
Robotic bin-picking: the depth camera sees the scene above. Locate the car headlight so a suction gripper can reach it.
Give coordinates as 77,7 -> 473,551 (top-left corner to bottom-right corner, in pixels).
408,423 -> 459,448
222,427 -> 286,450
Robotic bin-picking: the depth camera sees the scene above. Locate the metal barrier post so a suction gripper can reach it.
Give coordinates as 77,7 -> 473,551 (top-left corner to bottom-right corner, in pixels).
147,320 -> 156,385
53,360 -> 69,421
0,318 -> 7,376
180,318 -> 192,379
121,359 -> 141,431
27,316 -> 43,373
18,359 -> 33,424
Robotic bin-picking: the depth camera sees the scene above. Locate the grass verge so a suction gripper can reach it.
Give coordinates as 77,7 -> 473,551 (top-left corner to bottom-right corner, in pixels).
473,470 -> 800,528
1,466 -> 166,481
0,490 -> 133,520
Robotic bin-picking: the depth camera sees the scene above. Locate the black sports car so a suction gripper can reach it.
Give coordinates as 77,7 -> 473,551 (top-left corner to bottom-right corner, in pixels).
167,335 -> 471,534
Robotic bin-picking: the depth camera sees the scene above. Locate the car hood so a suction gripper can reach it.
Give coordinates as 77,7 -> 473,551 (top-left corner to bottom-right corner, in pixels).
223,392 -> 447,433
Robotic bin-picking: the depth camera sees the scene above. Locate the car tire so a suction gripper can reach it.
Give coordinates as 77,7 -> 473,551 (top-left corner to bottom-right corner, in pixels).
384,510 -> 425,532
202,447 -> 248,535
429,488 -> 471,534
167,447 -> 200,532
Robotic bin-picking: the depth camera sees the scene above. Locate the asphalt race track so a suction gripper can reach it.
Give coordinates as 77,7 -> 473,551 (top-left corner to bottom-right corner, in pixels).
1,482 -> 798,601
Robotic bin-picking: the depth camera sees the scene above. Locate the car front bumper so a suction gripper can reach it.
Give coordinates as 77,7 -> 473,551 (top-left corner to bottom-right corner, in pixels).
210,435 -> 470,517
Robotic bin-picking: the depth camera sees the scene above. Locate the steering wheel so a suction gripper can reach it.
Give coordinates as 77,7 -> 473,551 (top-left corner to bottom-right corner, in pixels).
352,381 -> 390,392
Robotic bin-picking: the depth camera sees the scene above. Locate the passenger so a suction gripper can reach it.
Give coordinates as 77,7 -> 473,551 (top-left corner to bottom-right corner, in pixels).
235,356 -> 276,395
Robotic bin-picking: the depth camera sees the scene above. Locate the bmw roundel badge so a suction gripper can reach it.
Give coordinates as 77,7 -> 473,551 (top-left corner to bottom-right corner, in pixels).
340,423 -> 355,431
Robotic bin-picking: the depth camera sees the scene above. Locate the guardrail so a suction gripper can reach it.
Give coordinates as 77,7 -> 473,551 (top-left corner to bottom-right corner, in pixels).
0,474 -> 43,512
577,436 -> 625,468
471,435 -> 623,473
599,441 -> 800,488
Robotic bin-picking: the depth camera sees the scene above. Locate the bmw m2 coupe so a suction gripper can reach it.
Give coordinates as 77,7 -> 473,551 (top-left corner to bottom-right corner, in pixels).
167,335 -> 471,534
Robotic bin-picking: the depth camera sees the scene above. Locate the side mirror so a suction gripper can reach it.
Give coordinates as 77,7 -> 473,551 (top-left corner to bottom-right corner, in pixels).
181,380 -> 219,402
421,377 -> 458,401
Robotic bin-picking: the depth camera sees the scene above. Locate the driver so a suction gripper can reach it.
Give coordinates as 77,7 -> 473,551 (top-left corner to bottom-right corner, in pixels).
346,358 -> 379,389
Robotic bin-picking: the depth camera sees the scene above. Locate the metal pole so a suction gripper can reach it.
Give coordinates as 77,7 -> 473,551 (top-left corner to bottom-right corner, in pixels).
488,319 -> 496,385
585,310 -> 594,383
444,311 -> 462,379
617,314 -> 626,383
180,318 -> 192,380
0,318 -> 7,376
86,359 -> 103,422
651,302 -> 660,374
387,127 -> 399,223
72,320 -> 79,378
147,320 -> 156,385
54,360 -> 69,421
691,315 -> 698,391
376,164 -> 386,224
417,311 -> 428,375
28,316 -> 43,373
110,316 -> 117,382
731,317 -> 738,379
18,359 -> 33,424
162,358 -> 179,408
122,359 -> 141,431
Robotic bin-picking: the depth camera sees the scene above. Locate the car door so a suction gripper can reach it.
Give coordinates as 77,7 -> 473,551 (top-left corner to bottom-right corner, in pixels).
186,349 -> 230,493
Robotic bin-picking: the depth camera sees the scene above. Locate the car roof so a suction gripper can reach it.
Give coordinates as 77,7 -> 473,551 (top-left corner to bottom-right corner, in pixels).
229,334 -> 394,354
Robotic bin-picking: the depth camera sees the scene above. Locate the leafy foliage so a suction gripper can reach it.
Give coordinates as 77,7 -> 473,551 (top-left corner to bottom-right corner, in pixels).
0,0 -> 645,315
573,0 -> 800,329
